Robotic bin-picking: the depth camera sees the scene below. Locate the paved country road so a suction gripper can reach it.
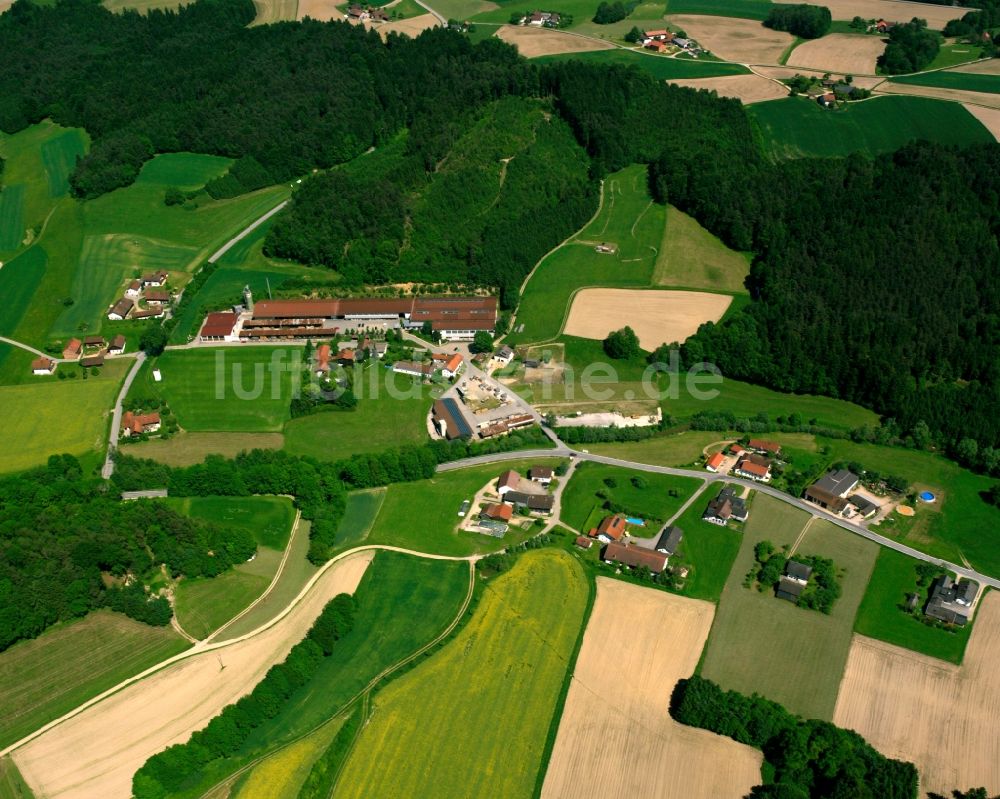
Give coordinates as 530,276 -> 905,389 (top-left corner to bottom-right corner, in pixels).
101,352 -> 145,480
0,336 -> 54,361
206,200 -> 289,264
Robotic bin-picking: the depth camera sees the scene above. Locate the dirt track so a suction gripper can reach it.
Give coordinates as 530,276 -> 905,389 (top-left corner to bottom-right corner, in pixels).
668,15 -> 793,63
787,33 -> 886,75
669,74 -> 789,103
496,24 -> 615,58
541,579 -> 762,799
12,552 -> 374,799
563,288 -> 732,349
833,591 -> 1000,795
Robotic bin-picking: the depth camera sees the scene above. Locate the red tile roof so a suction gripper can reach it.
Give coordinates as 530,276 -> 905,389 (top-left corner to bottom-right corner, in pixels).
737,459 -> 770,478
596,515 -> 627,541
497,470 -> 520,490
603,541 -> 668,573
32,357 -> 54,372
63,338 -> 82,357
201,312 -> 238,338
748,439 -> 782,454
482,503 -> 513,521
706,452 -> 725,470
316,343 -> 331,371
444,354 -> 463,372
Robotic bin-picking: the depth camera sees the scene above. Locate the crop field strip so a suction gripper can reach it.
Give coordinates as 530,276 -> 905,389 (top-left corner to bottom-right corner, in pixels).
332,549 -> 589,799
698,493 -> 878,720
534,48 -> 751,79
891,70 -> 1000,94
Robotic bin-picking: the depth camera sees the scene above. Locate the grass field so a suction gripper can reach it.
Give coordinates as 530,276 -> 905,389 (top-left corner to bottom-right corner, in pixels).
365,459 -> 563,556
333,549 -> 589,799
0,358 -> 129,475
135,152 -> 233,190
535,48 -> 751,78
168,495 -> 297,549
749,96 -> 993,159
699,493 -> 879,719
667,483 -> 744,602
892,70 -> 1000,94
331,488 -> 386,553
122,431 -> 285,466
39,129 -> 87,198
589,430 -> 726,466
655,205 -> 750,292
0,610 -> 189,750
134,347 -> 299,432
0,184 -> 26,250
560,460 -> 702,531
472,0 -> 615,25
853,547 -> 972,663
665,0 -> 772,19
0,757 -> 34,799
924,42 -> 987,71
174,556 -> 277,640
511,164 -> 660,344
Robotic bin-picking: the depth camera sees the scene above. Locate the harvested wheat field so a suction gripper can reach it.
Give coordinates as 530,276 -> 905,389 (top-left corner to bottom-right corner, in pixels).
11,551 -> 374,799
788,33 -> 886,75
668,15 -> 793,63
564,288 -> 732,349
953,58 -> 1000,75
669,73 -> 788,103
368,13 -> 438,39
296,0 -> 343,20
823,0 -> 960,27
541,579 -> 761,799
963,103 -> 1000,139
879,80 -> 1000,109
833,591 -> 1000,796
496,24 -> 615,58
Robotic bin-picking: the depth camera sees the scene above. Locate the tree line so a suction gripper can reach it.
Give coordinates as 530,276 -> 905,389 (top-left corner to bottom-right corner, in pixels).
133,593 -> 356,799
764,4 -> 832,38
0,454 -> 254,652
670,675 -> 919,799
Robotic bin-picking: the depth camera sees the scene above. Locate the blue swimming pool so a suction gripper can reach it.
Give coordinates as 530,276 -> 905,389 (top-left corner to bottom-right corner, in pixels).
918,491 -> 936,503
625,516 -> 646,526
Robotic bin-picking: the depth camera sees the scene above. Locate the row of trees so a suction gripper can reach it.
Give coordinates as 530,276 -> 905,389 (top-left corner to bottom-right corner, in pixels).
670,676 -> 919,799
0,454 -> 254,651
133,593 -> 356,799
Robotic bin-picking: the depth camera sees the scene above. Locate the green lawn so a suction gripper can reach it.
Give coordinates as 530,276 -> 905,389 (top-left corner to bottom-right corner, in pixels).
891,69 -> 1000,94
472,0 -> 616,25
365,459 -> 564,556
511,163 -> 661,344
0,185 -> 26,251
0,609 -> 189,749
923,43 -> 988,70
174,555 -> 277,640
0,343 -> 39,387
135,152 -> 233,190
535,48 -> 750,78
140,551 -> 472,797
167,495 -> 297,549
0,247 -> 46,338
665,0 -> 772,20
333,549 -> 589,799
588,430 -> 729,468
749,96 -> 993,160
331,488 -> 386,553
560,460 -> 702,531
853,547 -> 972,664
699,493 -> 879,720
0,358 -> 129,475
39,128 -> 87,198
134,347 -> 299,432
117,431 -> 286,467
654,205 -> 750,292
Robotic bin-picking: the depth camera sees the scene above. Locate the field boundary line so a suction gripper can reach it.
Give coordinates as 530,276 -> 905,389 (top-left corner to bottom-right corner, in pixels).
206,508 -> 303,644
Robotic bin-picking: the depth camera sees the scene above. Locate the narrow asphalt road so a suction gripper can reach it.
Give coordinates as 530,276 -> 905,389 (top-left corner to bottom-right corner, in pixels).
0,335 -> 56,361
101,352 -> 146,480
206,200 -> 288,264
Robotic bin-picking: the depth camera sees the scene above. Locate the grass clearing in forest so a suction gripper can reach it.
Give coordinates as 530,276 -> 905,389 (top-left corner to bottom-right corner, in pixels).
749,95 -> 993,159
333,549 -> 589,799
535,47 -> 751,77
0,610 -> 189,750
654,205 -> 750,292
698,494 -> 878,720
168,495 -> 297,550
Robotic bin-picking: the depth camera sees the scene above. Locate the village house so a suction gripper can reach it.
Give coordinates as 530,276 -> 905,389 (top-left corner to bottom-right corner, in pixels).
591,514 -> 627,543
141,271 -> 168,287
496,470 -> 521,495
441,353 -> 464,379
776,560 -> 812,604
83,335 -> 106,350
804,469 -> 859,514
80,353 -> 105,368
107,297 -> 134,321
125,279 -> 142,299
643,28 -> 671,41
199,311 -> 240,342
62,338 -> 82,360
369,6 -> 388,21
432,398 -> 473,441
575,536 -> 593,550
645,40 -> 668,52
875,18 -> 894,33
132,307 -> 165,320
392,360 -> 435,379
529,466 -> 553,485
848,494 -> 880,519
655,525 -> 683,556
121,410 -> 161,437
493,345 -> 514,367
734,457 -> 771,483
925,575 -> 978,626
314,343 -> 332,376
31,357 -> 56,376
602,541 -> 668,573
702,486 -> 749,526
526,10 -> 560,26
818,92 -> 836,108
748,439 -> 782,457
108,335 -> 127,355
480,503 -> 513,522
729,443 -> 747,458
143,289 -> 171,306
705,452 -> 725,473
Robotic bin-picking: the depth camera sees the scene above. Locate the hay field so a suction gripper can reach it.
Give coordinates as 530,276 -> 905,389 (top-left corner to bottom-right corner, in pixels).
953,58 -> 1000,75
834,591 -> 1000,795
563,288 -> 732,350
370,13 -> 438,39
654,206 -> 750,292
332,549 -> 589,799
787,33 -> 886,75
541,579 -> 762,799
963,103 -> 1000,140
296,0 -> 342,19
668,73 -> 788,102
251,0 -> 298,24
496,24 -> 615,57
667,15 -> 793,63
125,432 -> 284,466
878,79 -> 1000,110
12,552 -> 374,799
822,0 -> 961,28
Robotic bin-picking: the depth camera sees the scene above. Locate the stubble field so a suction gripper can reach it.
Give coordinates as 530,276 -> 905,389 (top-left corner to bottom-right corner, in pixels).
496,24 -> 615,57
668,73 -> 788,103
787,33 -> 886,75
541,578 -> 762,799
667,15 -> 793,63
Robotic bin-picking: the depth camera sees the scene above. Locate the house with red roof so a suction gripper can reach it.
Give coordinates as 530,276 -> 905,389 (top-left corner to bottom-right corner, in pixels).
314,343 -> 332,375
734,458 -> 771,483
748,439 -> 782,456
441,353 -> 464,379
62,338 -> 82,360
496,470 -> 521,495
481,503 -> 513,522
705,452 -> 725,472
591,514 -> 627,542
31,357 -> 56,376
121,411 -> 161,437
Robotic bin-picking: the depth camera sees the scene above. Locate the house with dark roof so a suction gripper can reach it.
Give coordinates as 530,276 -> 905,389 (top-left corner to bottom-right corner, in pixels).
83,335 -> 106,349
141,271 -> 168,287
804,485 -> 849,515
433,398 -> 473,441
702,487 -> 748,526
108,334 -> 127,355
602,541 -> 668,573
777,561 -> 812,604
924,575 -> 979,626
655,525 -> 683,555
529,466 -> 553,485
848,494 -> 880,519
503,490 -> 554,515
143,289 -> 171,305
125,279 -> 142,299
496,470 -> 521,495
592,514 -> 627,542
107,297 -> 134,321
80,354 -> 105,368
812,469 -> 859,498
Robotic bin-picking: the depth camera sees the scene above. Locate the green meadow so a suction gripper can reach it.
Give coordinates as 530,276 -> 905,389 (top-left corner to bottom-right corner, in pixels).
667,482 -> 743,602
167,495 -> 296,550
535,49 -> 750,78
665,0 -> 772,20
891,70 -> 1000,94
655,205 -> 750,293
749,96 -> 993,160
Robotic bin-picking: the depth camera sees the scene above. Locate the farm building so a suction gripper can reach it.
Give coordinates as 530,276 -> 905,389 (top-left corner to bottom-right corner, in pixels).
121,411 -> 161,437
805,470 -> 859,512
575,536 -> 593,550
776,560 -> 812,604
432,398 -> 473,441
925,575 -> 978,625
591,514 -> 627,543
199,311 -> 240,342
705,452 -> 725,472
655,525 -> 683,555
31,357 -> 56,375
602,541 -> 668,573
702,486 -> 748,526
62,338 -> 82,360
848,494 -> 880,519
497,470 -> 521,495
481,503 -> 513,522
143,290 -> 171,306
748,439 -> 782,456
392,361 -> 435,379
125,279 -> 142,299
132,307 -> 165,320
141,271 -> 168,287
107,298 -> 134,321
734,458 -> 771,483
503,490 -> 554,515
803,486 -> 849,514
80,354 -> 105,368
645,40 -> 668,52
83,336 -> 106,349
529,466 -> 553,485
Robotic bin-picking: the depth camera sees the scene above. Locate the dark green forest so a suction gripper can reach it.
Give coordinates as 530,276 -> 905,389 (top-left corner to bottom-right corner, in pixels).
0,455 -> 254,651
764,4 -> 831,39
878,19 -> 941,73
